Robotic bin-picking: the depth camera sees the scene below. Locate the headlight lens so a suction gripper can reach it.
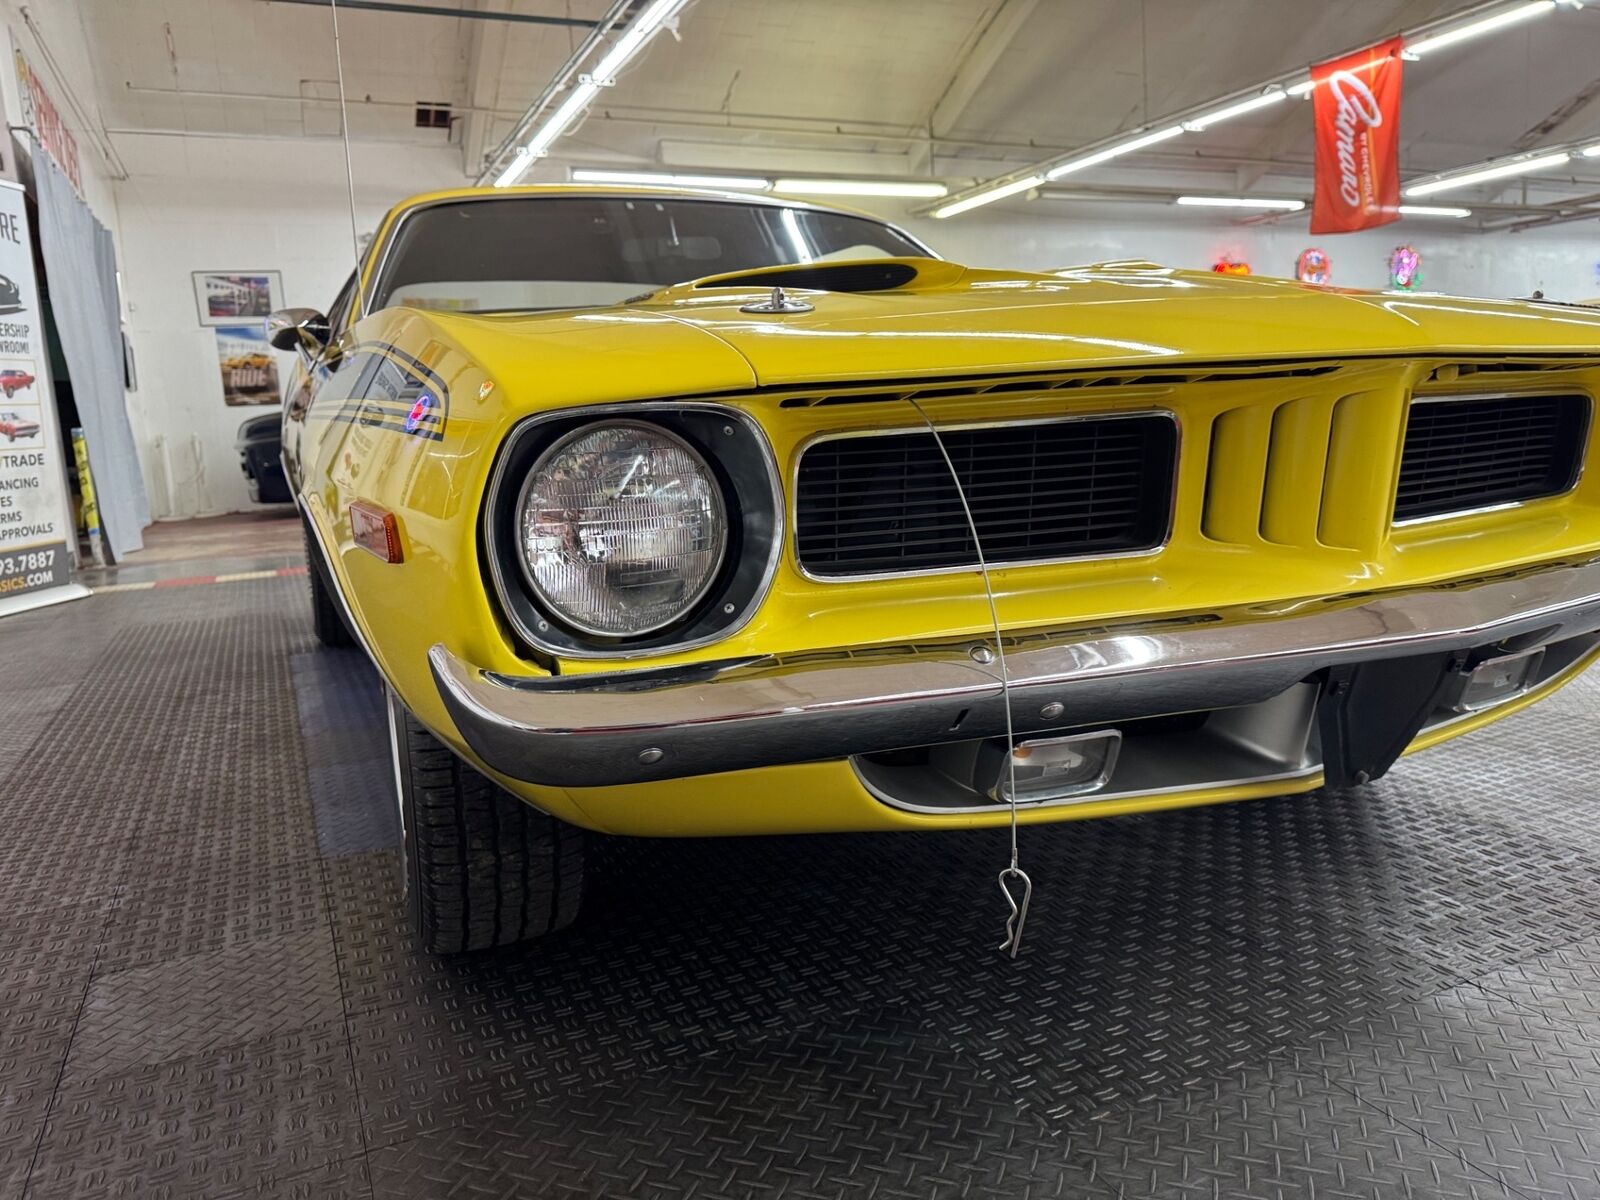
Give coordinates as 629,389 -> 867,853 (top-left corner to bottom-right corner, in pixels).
517,422 -> 728,637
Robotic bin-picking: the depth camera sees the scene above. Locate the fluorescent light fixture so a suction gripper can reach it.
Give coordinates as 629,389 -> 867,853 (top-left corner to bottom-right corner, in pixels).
495,0 -> 691,186
495,78 -> 601,184
494,150 -> 536,188
570,168 -> 771,190
1286,76 -> 1317,97
1404,0 -> 1555,56
931,175 -> 1043,218
1045,125 -> 1185,181
589,0 -> 691,82
773,178 -> 949,198
1405,150 -> 1573,196
1397,204 -> 1472,218
1581,143 -> 1600,157
1176,195 -> 1304,210
1183,90 -> 1287,131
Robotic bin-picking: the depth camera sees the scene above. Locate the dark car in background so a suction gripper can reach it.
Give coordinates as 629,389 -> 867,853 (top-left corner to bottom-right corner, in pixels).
236,411 -> 290,503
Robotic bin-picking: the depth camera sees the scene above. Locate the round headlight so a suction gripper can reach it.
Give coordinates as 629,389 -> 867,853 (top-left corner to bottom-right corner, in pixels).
517,422 -> 728,637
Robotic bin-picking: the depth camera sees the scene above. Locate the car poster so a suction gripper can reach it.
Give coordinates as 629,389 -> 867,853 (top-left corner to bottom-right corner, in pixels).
214,323 -> 282,406
0,178 -> 82,616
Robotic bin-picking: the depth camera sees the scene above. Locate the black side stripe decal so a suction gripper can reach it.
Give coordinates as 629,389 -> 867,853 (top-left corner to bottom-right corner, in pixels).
308,341 -> 451,441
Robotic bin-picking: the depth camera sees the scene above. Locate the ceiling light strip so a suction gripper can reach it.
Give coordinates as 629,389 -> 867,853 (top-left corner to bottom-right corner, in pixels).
1404,150 -> 1575,196
1182,90 -> 1288,131
1175,195 -> 1305,210
1404,0 -> 1555,56
493,0 -> 691,187
773,178 -> 949,198
567,169 -> 951,198
931,176 -> 1045,220
1045,125 -> 1185,181
570,168 -> 771,190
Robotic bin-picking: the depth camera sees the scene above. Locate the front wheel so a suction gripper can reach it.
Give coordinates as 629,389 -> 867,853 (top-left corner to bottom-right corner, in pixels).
387,691 -> 586,953
301,523 -> 354,648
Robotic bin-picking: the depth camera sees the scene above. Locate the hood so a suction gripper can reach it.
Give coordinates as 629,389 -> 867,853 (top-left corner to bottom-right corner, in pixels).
632,257 -> 1600,387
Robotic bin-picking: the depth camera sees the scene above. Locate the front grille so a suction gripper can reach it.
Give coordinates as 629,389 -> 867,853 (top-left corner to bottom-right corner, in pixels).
795,414 -> 1177,576
1395,392 -> 1590,523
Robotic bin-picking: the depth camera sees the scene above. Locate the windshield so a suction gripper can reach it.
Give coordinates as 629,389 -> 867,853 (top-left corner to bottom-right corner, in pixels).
371,196 -> 928,313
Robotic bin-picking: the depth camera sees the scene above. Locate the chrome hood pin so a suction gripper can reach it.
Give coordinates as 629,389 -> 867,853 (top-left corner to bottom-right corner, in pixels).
740,285 -> 813,314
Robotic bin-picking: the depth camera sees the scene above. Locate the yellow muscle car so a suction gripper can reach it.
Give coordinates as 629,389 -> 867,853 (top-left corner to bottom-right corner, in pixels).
276,185 -> 1600,953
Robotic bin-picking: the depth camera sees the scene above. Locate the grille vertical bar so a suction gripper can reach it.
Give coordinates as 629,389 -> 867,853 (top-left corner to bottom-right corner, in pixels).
1394,393 -> 1590,523
795,414 -> 1177,576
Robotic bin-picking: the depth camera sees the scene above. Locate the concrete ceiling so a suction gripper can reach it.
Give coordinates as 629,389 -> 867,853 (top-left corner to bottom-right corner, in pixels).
73,0 -> 1600,226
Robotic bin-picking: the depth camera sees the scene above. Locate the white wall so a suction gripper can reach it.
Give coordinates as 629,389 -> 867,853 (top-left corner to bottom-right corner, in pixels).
898,203 -> 1600,301
113,135 -> 467,518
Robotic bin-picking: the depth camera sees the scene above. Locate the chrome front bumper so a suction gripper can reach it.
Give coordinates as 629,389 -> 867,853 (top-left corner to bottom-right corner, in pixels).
431,556 -> 1600,788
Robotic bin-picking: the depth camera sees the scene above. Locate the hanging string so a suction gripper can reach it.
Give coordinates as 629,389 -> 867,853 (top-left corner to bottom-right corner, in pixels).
328,0 -> 364,306
906,398 -> 1032,957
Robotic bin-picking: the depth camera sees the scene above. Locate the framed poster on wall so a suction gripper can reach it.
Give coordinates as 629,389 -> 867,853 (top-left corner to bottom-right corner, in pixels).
191,270 -> 283,326
214,324 -> 281,406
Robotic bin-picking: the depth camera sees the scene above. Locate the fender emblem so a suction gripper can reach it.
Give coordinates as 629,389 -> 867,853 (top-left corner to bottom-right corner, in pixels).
405,392 -> 436,434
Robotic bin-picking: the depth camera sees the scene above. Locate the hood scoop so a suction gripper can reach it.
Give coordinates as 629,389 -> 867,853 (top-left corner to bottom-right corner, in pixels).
694,258 -> 929,294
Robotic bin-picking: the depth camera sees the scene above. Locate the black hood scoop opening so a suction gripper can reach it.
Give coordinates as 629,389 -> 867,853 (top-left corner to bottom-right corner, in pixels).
695,261 -> 921,294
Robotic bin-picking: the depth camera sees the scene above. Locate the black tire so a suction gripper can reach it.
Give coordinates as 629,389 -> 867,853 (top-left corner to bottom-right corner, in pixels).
3,386 -> 12,398
302,523 -> 355,647
387,690 -> 586,953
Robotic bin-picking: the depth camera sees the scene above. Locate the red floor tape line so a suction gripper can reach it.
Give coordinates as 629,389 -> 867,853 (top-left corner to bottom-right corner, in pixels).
93,565 -> 309,594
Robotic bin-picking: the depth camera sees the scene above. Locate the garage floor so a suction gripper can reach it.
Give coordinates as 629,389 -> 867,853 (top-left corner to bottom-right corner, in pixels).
4,525 -> 1600,1198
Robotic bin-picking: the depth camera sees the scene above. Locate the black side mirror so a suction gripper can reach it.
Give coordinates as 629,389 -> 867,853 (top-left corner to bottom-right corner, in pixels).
267,307 -> 330,353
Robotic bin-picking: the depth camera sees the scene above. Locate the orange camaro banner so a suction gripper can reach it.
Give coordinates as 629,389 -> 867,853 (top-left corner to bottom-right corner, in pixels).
1311,36 -> 1403,234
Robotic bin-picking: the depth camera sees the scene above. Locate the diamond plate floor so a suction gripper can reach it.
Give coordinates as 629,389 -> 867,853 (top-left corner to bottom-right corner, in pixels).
2,569 -> 1600,1198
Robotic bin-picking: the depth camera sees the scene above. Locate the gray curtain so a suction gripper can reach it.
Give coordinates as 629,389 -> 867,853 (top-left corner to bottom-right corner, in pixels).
36,155 -> 148,558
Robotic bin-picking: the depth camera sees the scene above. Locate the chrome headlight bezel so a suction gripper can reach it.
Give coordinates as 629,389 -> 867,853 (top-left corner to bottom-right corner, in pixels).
483,404 -> 784,661
513,421 -> 729,638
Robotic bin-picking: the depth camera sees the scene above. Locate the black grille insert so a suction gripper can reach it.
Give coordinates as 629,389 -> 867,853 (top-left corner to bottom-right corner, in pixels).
796,414 -> 1177,576
1395,392 -> 1590,523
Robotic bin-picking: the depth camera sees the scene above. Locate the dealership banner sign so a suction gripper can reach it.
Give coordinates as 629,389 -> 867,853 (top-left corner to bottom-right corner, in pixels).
12,44 -> 80,196
1311,36 -> 1404,235
0,179 -> 82,616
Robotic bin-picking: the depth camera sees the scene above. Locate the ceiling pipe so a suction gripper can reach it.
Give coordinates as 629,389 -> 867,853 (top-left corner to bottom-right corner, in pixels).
1480,190 -> 1600,230
259,0 -> 598,27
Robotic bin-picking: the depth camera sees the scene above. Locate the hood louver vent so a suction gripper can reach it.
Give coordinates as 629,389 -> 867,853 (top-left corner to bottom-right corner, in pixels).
696,261 -> 920,294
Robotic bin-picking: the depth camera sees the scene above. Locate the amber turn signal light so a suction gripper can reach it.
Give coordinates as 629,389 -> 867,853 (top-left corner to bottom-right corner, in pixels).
350,500 -> 403,563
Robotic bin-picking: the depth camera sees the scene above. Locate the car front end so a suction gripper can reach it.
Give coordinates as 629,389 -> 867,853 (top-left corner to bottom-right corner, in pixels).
274,186 -> 1600,953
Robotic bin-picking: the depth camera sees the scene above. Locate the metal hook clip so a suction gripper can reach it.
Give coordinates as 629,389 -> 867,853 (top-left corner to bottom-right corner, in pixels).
997,865 -> 1033,958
